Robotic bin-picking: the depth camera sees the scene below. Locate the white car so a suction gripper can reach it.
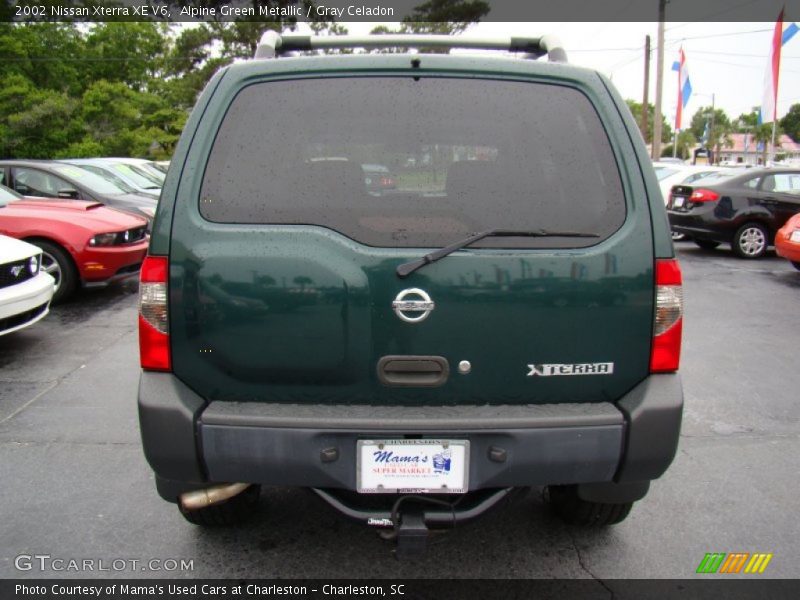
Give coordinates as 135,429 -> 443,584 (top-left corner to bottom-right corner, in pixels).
0,234 -> 55,336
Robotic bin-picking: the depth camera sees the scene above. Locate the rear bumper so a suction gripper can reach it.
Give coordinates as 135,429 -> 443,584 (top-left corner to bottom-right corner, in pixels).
668,210 -> 732,242
138,372 -> 683,502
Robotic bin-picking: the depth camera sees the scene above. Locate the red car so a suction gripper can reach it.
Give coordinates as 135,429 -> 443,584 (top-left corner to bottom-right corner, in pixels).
776,212 -> 800,271
0,184 -> 148,302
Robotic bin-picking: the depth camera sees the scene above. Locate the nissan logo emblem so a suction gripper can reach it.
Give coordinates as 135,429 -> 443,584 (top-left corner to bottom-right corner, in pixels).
392,288 -> 435,323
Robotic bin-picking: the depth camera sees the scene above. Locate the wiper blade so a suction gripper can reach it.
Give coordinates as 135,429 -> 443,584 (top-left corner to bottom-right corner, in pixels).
396,228 -> 599,278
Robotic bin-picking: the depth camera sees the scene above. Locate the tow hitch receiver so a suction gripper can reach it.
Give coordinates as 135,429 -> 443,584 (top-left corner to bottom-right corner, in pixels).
395,511 -> 428,559
312,487 -> 516,558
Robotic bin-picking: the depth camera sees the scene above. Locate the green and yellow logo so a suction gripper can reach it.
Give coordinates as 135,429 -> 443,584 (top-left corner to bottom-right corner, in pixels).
696,552 -> 773,574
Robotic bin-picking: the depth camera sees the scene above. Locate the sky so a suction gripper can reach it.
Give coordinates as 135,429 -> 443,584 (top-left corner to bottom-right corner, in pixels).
324,21 -> 800,129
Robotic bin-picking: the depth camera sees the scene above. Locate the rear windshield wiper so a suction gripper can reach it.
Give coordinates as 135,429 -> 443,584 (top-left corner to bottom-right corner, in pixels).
396,228 -> 600,278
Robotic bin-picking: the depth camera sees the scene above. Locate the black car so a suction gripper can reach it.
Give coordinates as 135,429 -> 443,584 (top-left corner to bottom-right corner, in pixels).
667,169 -> 800,258
0,160 -> 157,225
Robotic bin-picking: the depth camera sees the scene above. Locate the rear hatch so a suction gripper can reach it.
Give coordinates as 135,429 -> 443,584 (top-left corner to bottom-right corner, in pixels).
169,70 -> 655,406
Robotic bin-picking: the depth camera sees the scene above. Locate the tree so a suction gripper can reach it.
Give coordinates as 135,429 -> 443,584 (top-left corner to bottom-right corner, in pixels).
0,74 -> 81,159
625,100 -> 673,144
661,130 -> 696,160
734,109 -> 780,164
689,106 -> 733,163
780,103 -> 800,142
83,23 -> 169,92
401,0 -> 490,34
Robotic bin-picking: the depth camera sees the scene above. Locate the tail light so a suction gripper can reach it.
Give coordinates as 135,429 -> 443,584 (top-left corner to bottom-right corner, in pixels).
650,258 -> 683,372
690,188 -> 719,202
139,255 -> 171,371
380,176 -> 395,187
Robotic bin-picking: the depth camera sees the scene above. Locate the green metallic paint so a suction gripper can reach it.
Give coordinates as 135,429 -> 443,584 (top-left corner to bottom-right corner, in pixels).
162,54 -> 658,406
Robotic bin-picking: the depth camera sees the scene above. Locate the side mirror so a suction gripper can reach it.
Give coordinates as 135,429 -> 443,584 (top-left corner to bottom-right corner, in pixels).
57,189 -> 80,199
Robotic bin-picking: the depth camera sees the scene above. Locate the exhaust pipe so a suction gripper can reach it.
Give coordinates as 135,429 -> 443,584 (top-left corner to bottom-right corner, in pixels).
179,483 -> 251,511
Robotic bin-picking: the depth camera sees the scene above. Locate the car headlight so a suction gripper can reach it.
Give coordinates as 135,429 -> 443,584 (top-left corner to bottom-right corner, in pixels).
89,233 -> 118,247
28,255 -> 39,275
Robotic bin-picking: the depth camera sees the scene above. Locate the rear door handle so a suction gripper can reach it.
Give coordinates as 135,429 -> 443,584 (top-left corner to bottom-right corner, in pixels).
377,356 -> 449,387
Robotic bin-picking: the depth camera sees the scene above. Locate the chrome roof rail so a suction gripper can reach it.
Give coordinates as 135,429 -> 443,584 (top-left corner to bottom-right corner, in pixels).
253,33 -> 567,63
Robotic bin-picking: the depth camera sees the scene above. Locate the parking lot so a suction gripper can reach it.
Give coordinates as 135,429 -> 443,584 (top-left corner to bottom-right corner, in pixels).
1,244 -> 798,580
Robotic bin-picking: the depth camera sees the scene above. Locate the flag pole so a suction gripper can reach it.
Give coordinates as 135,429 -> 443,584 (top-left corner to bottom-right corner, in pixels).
673,128 -> 678,158
770,120 -> 777,165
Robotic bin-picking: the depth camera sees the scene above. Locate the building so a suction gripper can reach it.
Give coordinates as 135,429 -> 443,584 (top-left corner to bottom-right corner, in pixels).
716,133 -> 800,166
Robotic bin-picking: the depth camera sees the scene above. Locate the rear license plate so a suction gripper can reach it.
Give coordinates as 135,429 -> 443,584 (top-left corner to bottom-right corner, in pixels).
791,230 -> 800,243
672,196 -> 686,209
357,439 -> 469,494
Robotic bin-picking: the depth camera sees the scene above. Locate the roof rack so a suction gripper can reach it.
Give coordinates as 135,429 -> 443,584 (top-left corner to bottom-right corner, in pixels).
253,32 -> 567,63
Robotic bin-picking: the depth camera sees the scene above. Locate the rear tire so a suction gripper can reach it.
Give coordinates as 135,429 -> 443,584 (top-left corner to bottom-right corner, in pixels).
694,239 -> 720,250
732,223 -> 769,259
30,240 -> 77,303
546,485 -> 633,526
179,484 -> 261,526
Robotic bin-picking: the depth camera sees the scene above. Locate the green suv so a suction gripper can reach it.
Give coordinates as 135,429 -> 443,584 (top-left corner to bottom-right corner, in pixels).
138,33 -> 683,554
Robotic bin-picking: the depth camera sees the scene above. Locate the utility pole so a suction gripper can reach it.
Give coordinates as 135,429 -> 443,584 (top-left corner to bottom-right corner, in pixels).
709,93 -> 716,163
652,0 -> 666,160
642,35 -> 650,142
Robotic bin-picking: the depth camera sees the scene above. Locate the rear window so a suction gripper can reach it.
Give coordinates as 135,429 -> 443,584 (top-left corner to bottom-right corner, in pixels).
200,77 -> 625,248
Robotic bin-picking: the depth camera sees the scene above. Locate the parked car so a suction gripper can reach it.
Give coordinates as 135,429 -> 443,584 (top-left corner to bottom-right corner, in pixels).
667,168 -> 800,258
776,212 -> 800,270
113,158 -> 167,184
0,160 -> 157,226
653,163 -> 733,205
60,158 -> 162,199
0,184 -> 148,302
137,33 -> 684,550
653,163 -> 733,240
0,234 -> 54,336
362,164 -> 397,195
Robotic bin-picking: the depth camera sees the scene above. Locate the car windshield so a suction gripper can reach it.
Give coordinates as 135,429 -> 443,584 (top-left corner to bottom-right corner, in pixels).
130,162 -> 166,184
110,163 -> 161,189
52,165 -> 134,194
77,164 -> 140,191
654,167 -> 679,180
692,173 -> 737,186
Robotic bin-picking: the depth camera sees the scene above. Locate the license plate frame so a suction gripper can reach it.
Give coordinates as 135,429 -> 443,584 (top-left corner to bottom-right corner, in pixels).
356,439 -> 469,494
790,230 -> 800,243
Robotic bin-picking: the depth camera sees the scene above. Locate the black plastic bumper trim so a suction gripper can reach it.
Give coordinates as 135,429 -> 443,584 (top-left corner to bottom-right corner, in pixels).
615,373 -> 683,482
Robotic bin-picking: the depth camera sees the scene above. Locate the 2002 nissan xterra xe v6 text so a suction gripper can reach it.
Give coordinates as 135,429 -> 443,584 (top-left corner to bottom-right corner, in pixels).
137,32 -> 684,556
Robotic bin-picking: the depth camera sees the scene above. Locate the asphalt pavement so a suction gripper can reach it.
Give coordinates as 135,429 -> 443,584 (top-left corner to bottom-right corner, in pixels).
1,245 -> 799,581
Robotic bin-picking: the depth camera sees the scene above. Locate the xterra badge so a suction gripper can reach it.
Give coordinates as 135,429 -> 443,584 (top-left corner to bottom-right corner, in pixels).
527,363 -> 614,376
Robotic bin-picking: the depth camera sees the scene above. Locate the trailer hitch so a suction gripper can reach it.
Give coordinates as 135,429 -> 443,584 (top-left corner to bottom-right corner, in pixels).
312,487 -> 516,559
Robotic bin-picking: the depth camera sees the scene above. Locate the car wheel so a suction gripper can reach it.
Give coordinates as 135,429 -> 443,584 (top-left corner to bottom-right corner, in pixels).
694,239 -> 720,250
179,484 -> 261,526
792,261 -> 800,271
546,485 -> 633,526
732,223 -> 769,259
30,240 -> 77,303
